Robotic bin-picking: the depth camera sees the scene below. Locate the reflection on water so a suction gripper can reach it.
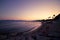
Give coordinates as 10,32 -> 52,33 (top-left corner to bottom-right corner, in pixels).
0,21 -> 42,32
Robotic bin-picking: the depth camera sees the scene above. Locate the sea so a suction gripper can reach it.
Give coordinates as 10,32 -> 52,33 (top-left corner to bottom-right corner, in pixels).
0,20 -> 42,33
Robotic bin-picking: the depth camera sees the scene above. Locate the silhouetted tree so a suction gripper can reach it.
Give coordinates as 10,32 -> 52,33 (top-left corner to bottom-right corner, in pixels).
52,14 -> 55,19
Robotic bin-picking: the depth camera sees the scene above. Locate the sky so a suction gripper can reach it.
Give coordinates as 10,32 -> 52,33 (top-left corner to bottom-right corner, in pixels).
0,0 -> 60,20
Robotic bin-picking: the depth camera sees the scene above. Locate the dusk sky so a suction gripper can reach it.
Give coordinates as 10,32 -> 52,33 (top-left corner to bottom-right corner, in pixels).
0,0 -> 60,20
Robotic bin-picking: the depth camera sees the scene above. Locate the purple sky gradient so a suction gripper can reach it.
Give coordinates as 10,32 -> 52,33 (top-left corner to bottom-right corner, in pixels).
0,0 -> 60,20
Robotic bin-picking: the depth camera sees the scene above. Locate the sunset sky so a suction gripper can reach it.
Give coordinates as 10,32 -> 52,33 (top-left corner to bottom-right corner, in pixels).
0,0 -> 60,20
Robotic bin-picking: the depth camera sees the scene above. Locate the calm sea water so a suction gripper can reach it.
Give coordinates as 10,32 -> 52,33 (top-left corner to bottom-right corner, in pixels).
0,20 -> 42,32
